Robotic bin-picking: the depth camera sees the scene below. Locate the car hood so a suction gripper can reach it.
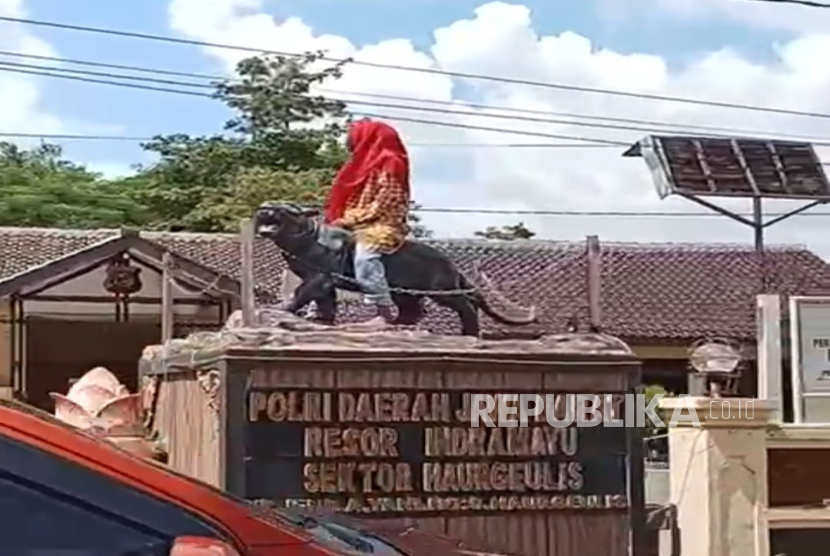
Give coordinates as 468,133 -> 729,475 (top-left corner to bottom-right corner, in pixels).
302,510 -> 515,556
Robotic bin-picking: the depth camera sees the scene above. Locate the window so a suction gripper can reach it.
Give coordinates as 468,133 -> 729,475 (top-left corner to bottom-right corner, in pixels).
0,434 -> 219,553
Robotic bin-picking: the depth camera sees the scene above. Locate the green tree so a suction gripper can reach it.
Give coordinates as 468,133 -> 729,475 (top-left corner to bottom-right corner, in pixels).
474,222 -> 536,240
193,166 -> 336,232
644,384 -> 669,440
0,142 -> 150,228
137,51 -> 350,232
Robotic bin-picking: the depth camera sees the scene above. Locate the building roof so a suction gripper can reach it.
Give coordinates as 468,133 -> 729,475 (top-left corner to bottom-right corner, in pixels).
1,227 -> 829,342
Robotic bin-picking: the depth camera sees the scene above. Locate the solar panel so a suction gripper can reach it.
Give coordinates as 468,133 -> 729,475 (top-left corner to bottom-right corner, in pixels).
625,135 -> 830,200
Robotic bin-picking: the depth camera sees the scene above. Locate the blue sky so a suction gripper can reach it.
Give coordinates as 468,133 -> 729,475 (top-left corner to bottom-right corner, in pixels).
11,0 -> 830,254
16,0 -> 798,175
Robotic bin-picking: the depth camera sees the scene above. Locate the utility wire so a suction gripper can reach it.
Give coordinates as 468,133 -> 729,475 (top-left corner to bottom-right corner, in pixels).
0,65 -> 213,98
742,0 -> 830,7
354,112 -> 626,144
4,15 -> 830,120
0,132 -> 622,148
0,49 -> 226,81
0,59 -> 787,142
0,60 -> 216,90
0,132 -> 153,141
0,131 -> 623,149
0,65 -> 629,145
5,50 -> 830,143
7,62 -> 830,147
5,66 -> 830,151
331,90 -> 830,144
1,129 -> 827,164
413,207 -> 830,217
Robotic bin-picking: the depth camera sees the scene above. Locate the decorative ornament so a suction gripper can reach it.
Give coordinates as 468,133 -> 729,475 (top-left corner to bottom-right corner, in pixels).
50,367 -> 143,437
141,375 -> 160,430
197,369 -> 221,413
104,256 -> 142,296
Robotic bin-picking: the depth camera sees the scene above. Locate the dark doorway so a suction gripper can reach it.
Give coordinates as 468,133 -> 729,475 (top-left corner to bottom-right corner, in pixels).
24,317 -> 162,411
771,528 -> 830,556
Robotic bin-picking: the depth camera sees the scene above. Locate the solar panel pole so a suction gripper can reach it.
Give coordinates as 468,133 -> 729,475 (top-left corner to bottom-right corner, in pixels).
586,235 -> 602,332
752,197 -> 768,292
752,198 -> 764,253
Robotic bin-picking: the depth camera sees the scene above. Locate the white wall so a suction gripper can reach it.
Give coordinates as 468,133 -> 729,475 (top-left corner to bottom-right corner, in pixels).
22,258 -> 220,322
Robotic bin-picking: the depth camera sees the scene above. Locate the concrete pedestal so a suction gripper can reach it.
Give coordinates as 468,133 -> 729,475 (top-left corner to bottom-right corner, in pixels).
659,397 -> 775,556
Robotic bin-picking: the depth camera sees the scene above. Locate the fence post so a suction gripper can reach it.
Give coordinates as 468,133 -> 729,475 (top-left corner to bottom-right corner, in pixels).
161,252 -> 174,341
240,219 -> 256,326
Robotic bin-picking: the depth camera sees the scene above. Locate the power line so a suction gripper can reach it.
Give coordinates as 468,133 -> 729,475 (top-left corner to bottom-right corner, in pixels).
0,132 -> 621,149
0,49 -> 225,81
5,50 -> 830,143
355,112 -> 628,144
0,65 -> 213,98
0,65 -> 630,145
407,142 -> 619,148
0,129 -> 826,164
4,15 -> 830,120
0,60 -> 755,141
0,132 -> 153,141
0,132 -> 623,149
9,61 -> 830,149
0,134 -> 826,217
0,60 -> 215,90
332,90 -> 830,144
0,65 -> 629,144
4,64 -> 830,151
413,207 -> 830,217
4,64 -> 830,154
333,97 -> 830,144
743,0 -> 830,7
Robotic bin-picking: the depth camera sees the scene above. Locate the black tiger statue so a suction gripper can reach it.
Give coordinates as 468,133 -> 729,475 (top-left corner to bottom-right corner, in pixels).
254,202 -> 537,337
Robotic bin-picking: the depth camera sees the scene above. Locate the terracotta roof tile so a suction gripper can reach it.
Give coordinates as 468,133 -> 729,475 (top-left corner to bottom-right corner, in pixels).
0,227 -> 119,280
1,228 -> 829,342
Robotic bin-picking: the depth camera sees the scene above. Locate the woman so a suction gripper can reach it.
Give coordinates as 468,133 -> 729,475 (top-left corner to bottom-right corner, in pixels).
324,119 -> 411,325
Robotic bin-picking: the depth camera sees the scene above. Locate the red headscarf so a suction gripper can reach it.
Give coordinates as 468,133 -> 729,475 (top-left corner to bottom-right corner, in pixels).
324,119 -> 410,223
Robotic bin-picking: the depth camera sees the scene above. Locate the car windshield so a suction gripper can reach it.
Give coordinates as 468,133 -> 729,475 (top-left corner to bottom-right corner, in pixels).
5,400 -> 405,555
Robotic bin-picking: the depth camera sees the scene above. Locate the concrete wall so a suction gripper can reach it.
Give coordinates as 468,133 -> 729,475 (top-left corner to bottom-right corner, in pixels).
24,263 -> 216,320
645,462 -> 670,505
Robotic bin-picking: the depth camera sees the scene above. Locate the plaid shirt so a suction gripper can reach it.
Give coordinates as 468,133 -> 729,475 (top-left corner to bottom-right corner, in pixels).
335,170 -> 409,253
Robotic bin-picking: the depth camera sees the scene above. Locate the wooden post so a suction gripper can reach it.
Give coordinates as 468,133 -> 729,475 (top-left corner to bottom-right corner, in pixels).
586,235 -> 602,332
757,294 -> 782,421
240,220 -> 256,327
161,252 -> 174,342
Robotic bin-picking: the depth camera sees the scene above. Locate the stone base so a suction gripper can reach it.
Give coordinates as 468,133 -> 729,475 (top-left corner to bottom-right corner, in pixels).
141,306 -> 636,369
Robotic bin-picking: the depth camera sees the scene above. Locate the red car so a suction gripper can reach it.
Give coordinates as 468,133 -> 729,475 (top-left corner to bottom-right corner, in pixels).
0,399 -> 503,556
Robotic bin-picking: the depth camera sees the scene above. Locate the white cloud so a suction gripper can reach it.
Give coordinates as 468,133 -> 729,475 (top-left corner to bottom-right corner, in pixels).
168,0 -> 830,257
0,0 -> 66,140
86,161 -> 138,179
0,0 -> 133,165
593,0 -> 830,35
